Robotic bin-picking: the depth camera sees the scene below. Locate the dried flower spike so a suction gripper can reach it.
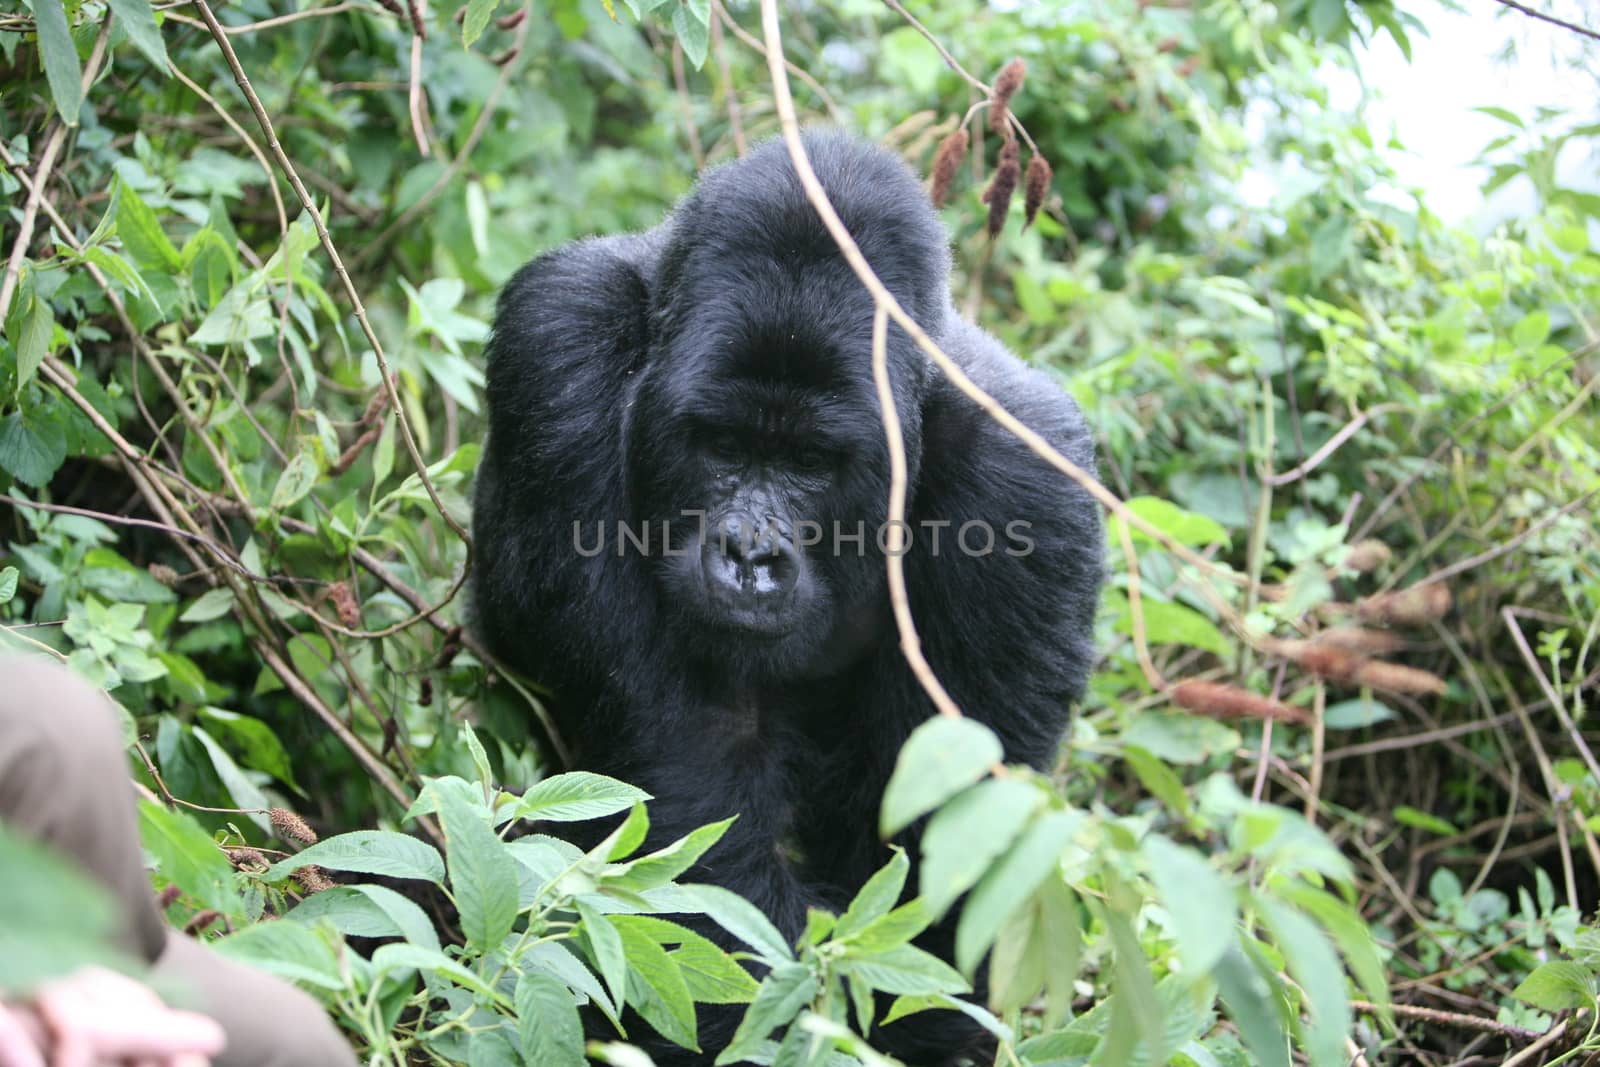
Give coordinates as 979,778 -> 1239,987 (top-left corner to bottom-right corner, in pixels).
1023,154 -> 1052,228
989,58 -> 1026,135
981,137 -> 1021,238
929,127 -> 969,208
270,807 -> 318,845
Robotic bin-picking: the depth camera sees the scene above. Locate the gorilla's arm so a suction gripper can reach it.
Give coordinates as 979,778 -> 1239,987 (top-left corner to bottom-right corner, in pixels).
900,314 -> 1103,766
473,233 -> 659,717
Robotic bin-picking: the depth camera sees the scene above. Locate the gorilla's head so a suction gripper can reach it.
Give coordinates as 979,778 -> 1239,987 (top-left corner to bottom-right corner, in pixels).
627,133 -> 950,682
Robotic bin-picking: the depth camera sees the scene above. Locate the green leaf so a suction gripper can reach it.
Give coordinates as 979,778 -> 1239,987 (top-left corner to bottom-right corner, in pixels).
618,920 -> 699,1050
437,783 -> 522,952
716,963 -> 816,1065
1472,105 -> 1525,129
113,177 -> 182,272
270,450 -> 320,510
0,566 -> 17,604
920,777 -> 1042,917
1117,496 -> 1231,548
835,848 -> 908,939
988,873 -> 1078,1024
1511,310 -> 1551,350
263,830 -> 444,883
15,294 -> 54,392
369,942 -> 499,997
461,0 -> 502,47
0,410 -> 68,488
287,883 -> 440,952
1114,596 -> 1230,656
1145,834 -> 1236,973
1513,961 -> 1595,1011
106,0 -> 169,69
1322,698 -> 1395,730
1271,881 -> 1388,1019
679,883 -> 794,963
577,899 -> 629,1008
506,771 -> 652,822
879,716 -> 1002,837
954,810 -> 1079,975
516,971 -> 586,1067
671,0 -> 709,68
212,920 -> 343,989
137,799 -> 244,918
34,0 -> 83,124
614,917 -> 759,1004
1393,805 -> 1458,835
840,943 -> 967,996
602,816 -> 733,893
1258,895 -> 1349,1067
179,588 -> 235,623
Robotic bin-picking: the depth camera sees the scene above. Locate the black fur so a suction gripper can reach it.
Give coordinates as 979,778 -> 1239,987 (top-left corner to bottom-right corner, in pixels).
471,132 -> 1103,1064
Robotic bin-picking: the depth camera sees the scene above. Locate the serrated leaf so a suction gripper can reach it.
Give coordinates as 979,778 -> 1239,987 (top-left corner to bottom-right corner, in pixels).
270,450 -> 319,509
954,810 -> 1078,975
516,971 -> 586,1067
106,0 -> 169,70
438,784 -> 521,952
34,0 -> 82,124
287,883 -> 440,952
461,0 -> 501,46
137,799 -> 243,918
840,943 -> 967,996
179,587 -> 235,623
0,410 -> 68,488
113,177 -> 181,272
716,963 -> 815,1065
920,777 -> 1041,917
16,295 -> 54,391
1145,835 -> 1235,973
618,921 -> 699,1049
1258,896 -> 1349,1067
577,898 -> 629,1008
602,817 -> 733,894
880,716 -> 1001,837
678,883 -> 794,963
835,848 -> 907,939
506,771 -> 652,822
1117,496 -> 1231,548
1513,961 -> 1596,1011
672,0 -> 709,68
0,566 -> 18,604
264,830 -> 444,883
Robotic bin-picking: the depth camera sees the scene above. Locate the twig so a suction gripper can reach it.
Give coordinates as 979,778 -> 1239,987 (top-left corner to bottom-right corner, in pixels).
1413,488 -> 1599,590
1350,1000 -> 1543,1041
353,4 -> 532,265
1490,0 -> 1600,42
868,304 -> 961,718
191,0 -> 471,555
671,37 -> 705,168
711,2 -> 747,156
0,18 -> 112,322
716,3 -> 841,123
1263,403 -> 1407,486
408,33 -> 431,157
1499,1019 -> 1571,1067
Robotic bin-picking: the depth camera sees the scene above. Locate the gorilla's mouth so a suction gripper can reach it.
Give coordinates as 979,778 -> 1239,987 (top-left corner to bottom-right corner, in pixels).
702,587 -> 801,637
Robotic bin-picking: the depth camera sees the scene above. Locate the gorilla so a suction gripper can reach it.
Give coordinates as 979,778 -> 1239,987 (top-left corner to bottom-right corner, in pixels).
471,131 -> 1102,1063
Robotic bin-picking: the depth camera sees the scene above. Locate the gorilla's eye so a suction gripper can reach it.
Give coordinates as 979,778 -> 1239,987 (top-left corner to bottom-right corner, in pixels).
704,430 -> 744,461
793,446 -> 832,473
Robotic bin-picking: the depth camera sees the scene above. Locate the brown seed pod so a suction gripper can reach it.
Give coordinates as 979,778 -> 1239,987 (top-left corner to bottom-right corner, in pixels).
1352,660 -> 1447,696
183,909 -> 223,935
981,137 -> 1021,238
1023,153 -> 1052,228
157,884 -> 183,910
269,807 -> 318,845
1356,582 -> 1452,627
327,581 -> 362,629
1171,679 -> 1310,724
228,846 -> 270,872
1343,539 -> 1392,573
929,127 -> 969,208
989,58 -> 1026,135
292,865 -> 335,894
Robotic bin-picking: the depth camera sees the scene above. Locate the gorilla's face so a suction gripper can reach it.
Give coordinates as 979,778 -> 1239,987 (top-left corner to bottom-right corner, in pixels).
629,303 -> 918,682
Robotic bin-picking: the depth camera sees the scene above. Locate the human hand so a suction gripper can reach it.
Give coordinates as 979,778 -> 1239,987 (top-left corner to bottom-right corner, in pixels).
0,966 -> 224,1067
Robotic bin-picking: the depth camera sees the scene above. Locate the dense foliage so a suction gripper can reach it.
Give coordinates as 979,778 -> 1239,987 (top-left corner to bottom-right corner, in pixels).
2,0 -> 1598,1063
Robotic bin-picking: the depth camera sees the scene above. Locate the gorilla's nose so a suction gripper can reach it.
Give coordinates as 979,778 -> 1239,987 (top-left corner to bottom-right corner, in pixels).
706,514 -> 800,603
